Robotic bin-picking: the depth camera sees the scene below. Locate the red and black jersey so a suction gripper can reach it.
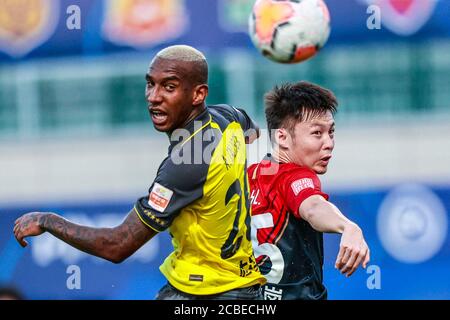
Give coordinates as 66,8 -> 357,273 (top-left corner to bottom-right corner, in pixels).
248,154 -> 329,300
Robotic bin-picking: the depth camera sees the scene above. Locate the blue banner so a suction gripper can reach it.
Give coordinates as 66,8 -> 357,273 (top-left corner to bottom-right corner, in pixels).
1,183 -> 449,299
0,0 -> 449,61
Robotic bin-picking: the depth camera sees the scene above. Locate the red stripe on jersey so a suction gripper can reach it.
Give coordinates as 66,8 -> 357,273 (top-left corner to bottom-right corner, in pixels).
264,201 -> 287,244
274,207 -> 290,245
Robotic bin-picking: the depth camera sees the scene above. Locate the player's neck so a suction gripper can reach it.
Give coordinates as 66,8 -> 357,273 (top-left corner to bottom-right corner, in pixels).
272,148 -> 294,164
182,104 -> 207,128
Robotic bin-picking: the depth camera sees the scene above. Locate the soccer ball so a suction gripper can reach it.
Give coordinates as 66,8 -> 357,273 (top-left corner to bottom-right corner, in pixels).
249,0 -> 331,64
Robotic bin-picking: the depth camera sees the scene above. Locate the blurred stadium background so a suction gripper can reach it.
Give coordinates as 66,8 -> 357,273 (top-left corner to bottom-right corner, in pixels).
0,0 -> 449,299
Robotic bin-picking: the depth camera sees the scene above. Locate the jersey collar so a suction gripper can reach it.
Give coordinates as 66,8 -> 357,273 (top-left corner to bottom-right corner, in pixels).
169,108 -> 211,148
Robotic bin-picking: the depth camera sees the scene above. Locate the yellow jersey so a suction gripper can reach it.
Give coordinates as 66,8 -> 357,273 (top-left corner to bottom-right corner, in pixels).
135,104 -> 266,295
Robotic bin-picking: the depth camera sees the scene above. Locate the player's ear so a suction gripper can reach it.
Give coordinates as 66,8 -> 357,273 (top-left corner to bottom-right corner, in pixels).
192,84 -> 208,106
275,128 -> 290,150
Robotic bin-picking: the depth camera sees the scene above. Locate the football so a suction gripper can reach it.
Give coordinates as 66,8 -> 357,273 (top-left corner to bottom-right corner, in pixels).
249,0 -> 331,64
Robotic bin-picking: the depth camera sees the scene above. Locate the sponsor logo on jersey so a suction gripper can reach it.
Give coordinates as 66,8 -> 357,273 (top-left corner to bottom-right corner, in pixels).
0,0 -> 59,58
148,182 -> 173,212
361,0 -> 437,36
291,178 -> 314,196
102,0 -> 188,48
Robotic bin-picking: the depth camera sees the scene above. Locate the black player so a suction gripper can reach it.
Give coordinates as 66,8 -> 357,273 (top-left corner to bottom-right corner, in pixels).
14,45 -> 265,300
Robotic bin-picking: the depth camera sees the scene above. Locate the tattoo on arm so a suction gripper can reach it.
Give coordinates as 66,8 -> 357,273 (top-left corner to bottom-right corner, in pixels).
40,209 -> 156,263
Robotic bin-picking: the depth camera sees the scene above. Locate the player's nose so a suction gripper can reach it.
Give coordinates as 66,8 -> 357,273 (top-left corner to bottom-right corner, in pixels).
323,135 -> 334,151
146,86 -> 163,105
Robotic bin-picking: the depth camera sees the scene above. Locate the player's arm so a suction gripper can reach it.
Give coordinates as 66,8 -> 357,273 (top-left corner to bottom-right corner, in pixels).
299,195 -> 370,277
13,208 -> 156,263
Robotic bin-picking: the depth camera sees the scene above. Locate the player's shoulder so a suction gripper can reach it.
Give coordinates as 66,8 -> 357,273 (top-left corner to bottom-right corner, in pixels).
247,162 -> 259,182
248,162 -> 258,172
208,104 -> 241,124
250,160 -> 315,176
283,163 -> 317,176
208,103 -> 235,114
265,163 -> 318,193
281,164 -> 324,195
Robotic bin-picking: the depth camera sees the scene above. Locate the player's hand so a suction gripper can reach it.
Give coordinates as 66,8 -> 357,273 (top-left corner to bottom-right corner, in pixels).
14,212 -> 47,247
335,223 -> 370,277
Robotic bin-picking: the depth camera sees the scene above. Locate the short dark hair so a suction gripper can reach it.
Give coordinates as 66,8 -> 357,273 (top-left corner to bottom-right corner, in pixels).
265,81 -> 338,138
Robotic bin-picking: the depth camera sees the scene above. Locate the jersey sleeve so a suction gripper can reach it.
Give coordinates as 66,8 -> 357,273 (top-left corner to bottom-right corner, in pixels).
209,104 -> 258,132
281,168 -> 329,220
134,147 -> 208,232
